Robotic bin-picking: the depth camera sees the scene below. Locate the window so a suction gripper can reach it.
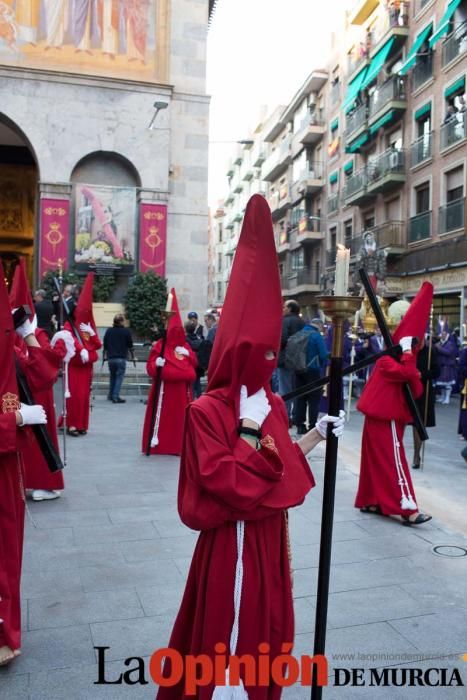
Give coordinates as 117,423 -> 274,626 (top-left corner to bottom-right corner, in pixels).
385,196 -> 401,221
293,150 -> 307,182
415,182 -> 430,213
217,282 -> 222,300
291,205 -> 306,228
330,227 -> 337,251
445,166 -> 464,203
217,252 -> 222,273
387,127 -> 403,150
291,248 -> 305,271
364,213 -> 375,229
344,220 -> 353,248
293,99 -> 309,133
218,223 -> 223,243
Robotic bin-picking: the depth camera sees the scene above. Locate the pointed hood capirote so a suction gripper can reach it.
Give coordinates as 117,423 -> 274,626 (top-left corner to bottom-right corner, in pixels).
207,194 -> 282,400
9,258 -> 34,321
73,273 -> 97,342
392,282 -> 434,347
0,261 -> 20,405
165,287 -> 186,348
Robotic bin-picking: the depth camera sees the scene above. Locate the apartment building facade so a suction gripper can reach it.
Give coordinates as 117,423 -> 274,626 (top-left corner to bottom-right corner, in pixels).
215,0 -> 467,327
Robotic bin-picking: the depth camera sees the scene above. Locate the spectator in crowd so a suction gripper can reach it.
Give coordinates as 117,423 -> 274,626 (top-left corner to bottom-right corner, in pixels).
103,314 -> 134,404
204,311 -> 218,345
412,338 -> 440,469
33,289 -> 55,338
436,329 -> 458,405
185,321 -> 204,399
187,311 -> 204,340
294,318 -> 329,435
278,300 -> 304,424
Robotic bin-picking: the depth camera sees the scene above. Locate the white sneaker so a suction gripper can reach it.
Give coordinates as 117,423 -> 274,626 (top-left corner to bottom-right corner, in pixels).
31,490 -> 61,501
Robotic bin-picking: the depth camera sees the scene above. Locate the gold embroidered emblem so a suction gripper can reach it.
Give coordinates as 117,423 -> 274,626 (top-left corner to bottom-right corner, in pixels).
81,332 -> 90,342
2,392 -> 20,414
260,434 -> 279,455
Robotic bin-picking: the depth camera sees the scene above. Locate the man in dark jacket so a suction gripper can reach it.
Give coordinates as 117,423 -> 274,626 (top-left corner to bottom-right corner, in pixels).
103,314 -> 133,403
413,339 -> 440,468
294,318 -> 329,434
278,299 -> 304,422
34,289 -> 55,337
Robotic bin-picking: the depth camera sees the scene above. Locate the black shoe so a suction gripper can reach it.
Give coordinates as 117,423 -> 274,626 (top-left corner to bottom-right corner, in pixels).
107,396 -> 112,401
296,424 -> 307,435
112,398 -> 126,404
412,463 -> 420,469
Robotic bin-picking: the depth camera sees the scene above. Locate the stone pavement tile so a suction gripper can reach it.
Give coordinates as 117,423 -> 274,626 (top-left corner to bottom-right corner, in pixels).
293,597 -> 315,635
28,590 -> 145,631
29,660 -> 155,699
23,525 -> 74,550
21,567 -> 85,600
173,557 -> 192,578
400,573 -> 467,611
6,625 -> 96,675
0,671 -> 30,700
118,535 -> 197,563
95,492 -> 175,510
28,494 -> 109,513
136,584 -> 185,617
288,516 -> 370,547
72,522 -> 160,546
26,508 -> 111,529
79,559 -> 183,593
90,616 -> 172,661
388,607 -> 467,655
22,543 -> 125,573
107,506 -> 176,525
152,518 -> 197,538
96,478 -> 167,496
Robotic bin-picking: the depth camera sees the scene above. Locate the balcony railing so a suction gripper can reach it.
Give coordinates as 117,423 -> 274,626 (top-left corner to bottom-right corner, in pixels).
326,250 -> 337,268
350,221 -> 405,256
367,148 -> 405,184
368,76 -> 406,119
370,3 -> 409,47
410,132 -> 432,167
345,104 -> 367,139
412,55 -> 433,91
348,46 -> 370,77
442,22 -> 467,67
408,211 -> 431,243
261,135 -> 292,181
281,266 -> 320,289
440,112 -> 467,151
327,193 -> 340,214
439,198 -> 465,234
344,167 -> 369,199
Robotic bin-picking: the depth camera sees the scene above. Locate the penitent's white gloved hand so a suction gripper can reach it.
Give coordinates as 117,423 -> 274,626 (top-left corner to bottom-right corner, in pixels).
80,348 -> 89,364
18,403 -> 47,426
51,330 -> 76,363
239,386 -> 271,427
15,318 -> 35,339
155,357 -> 166,367
175,346 -> 189,357
79,322 -> 95,337
399,336 -> 413,353
316,410 -> 346,439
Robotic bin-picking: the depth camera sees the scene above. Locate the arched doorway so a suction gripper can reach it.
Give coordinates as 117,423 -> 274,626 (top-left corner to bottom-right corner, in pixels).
0,116 -> 38,285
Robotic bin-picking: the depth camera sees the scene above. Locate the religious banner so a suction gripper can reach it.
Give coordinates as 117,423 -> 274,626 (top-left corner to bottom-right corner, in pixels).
138,203 -> 167,276
39,198 -> 70,279
73,185 -> 136,274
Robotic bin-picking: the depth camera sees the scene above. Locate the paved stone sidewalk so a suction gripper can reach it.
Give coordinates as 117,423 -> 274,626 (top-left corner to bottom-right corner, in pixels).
1,396 -> 466,699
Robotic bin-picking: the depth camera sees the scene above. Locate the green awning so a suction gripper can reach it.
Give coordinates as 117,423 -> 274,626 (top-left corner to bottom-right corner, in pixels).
414,102 -> 432,120
343,66 -> 368,113
369,110 -> 396,135
399,23 -> 433,75
429,0 -> 462,48
445,76 -> 465,99
361,37 -> 395,90
329,171 -> 339,184
346,132 -> 369,153
343,160 -> 354,174
330,117 -> 339,132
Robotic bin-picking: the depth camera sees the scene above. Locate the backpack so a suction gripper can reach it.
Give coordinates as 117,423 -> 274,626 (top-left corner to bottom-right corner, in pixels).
284,329 -> 313,373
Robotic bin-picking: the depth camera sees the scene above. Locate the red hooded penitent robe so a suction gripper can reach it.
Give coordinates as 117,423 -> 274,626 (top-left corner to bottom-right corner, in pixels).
156,195 -> 315,700
142,292 -> 197,457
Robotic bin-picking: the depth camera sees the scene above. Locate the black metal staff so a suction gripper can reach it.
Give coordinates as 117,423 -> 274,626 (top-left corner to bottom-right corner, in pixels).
145,297 -> 174,456
311,295 -> 361,700
359,268 -> 428,441
56,261 -> 68,465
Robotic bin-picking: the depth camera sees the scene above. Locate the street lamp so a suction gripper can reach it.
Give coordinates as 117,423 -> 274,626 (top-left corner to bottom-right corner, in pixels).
148,101 -> 168,130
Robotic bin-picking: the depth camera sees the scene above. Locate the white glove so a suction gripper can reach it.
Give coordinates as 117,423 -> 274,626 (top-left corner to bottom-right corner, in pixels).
399,336 -> 413,353
15,318 -> 35,339
156,357 -> 166,367
18,403 -> 47,426
175,346 -> 189,357
239,385 -> 271,427
80,348 -> 89,363
316,410 -> 346,439
79,322 -> 95,337
51,330 -> 76,363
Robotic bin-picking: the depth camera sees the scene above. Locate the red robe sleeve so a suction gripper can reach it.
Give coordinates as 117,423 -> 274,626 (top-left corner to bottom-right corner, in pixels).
186,402 -> 284,512
0,413 -> 18,456
378,353 -> 423,399
17,345 -> 60,394
146,342 -> 161,378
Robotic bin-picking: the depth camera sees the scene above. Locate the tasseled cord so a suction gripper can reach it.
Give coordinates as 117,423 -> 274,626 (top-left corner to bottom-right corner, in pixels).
150,381 -> 165,447
391,420 -> 417,510
212,521 -> 249,700
51,330 -> 76,399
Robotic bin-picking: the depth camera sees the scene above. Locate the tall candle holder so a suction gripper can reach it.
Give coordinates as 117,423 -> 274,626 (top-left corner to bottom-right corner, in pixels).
311,294 -> 361,700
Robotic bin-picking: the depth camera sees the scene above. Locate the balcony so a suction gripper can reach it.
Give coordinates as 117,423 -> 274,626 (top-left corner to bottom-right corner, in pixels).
412,55 -> 433,92
225,236 -> 238,256
295,163 -> 325,197
439,198 -> 465,235
345,104 -> 368,143
327,193 -> 340,215
442,23 -> 467,68
226,161 -> 234,177
347,50 -> 370,83
277,231 -> 290,254
367,148 -> 406,194
261,136 -> 292,182
349,0 -> 379,26
224,192 -> 234,206
344,167 -> 375,206
350,221 -> 406,257
410,132 -> 433,167
440,112 -> 467,152
269,186 -> 291,220
368,76 -> 406,125
242,168 -> 254,181
294,111 -> 326,147
252,148 -> 266,167
281,266 -> 321,295
369,6 -> 409,57
408,211 -> 431,244
296,217 -> 325,245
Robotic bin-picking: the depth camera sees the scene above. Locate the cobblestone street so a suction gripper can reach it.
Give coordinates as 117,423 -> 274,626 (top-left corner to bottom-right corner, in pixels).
1,394 -> 466,699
